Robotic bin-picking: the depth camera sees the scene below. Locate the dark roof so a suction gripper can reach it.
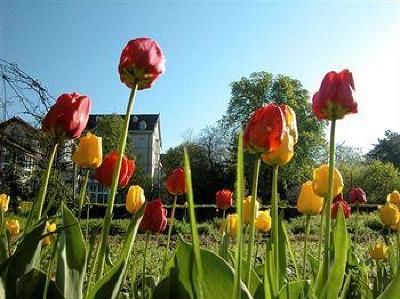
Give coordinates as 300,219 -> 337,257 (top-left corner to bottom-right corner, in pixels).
87,114 -> 160,132
0,116 -> 39,133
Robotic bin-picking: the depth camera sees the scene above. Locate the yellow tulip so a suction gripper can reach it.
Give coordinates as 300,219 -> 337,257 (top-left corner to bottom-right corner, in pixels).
73,132 -> 103,168
262,131 -> 295,166
379,203 -> 400,226
255,210 -> 272,233
6,219 -> 20,236
312,164 -> 344,198
0,194 -> 10,213
126,185 -> 145,215
297,181 -> 324,215
243,196 -> 259,224
387,190 -> 400,208
369,243 -> 387,260
226,213 -> 239,237
42,221 -> 57,246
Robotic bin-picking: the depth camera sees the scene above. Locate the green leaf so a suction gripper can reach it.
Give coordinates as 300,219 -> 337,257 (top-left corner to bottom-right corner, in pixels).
282,218 -> 300,280
56,203 -> 87,299
388,243 -> 398,276
183,147 -> 203,298
277,215 -> 287,287
5,219 -> 46,298
87,206 -> 144,299
219,231 -> 229,261
154,237 -> 252,299
264,239 -> 277,298
378,266 -> 400,299
307,253 -> 318,283
278,280 -> 310,299
326,205 -> 348,299
0,230 -> 9,264
233,132 -> 245,299
16,268 -> 63,299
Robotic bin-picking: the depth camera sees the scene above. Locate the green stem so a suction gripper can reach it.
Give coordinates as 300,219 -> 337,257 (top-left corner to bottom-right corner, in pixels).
317,203 -> 325,267
271,165 -> 279,290
397,230 -> 400,268
162,195 -> 177,274
0,211 -> 4,241
245,157 -> 261,286
85,201 -> 90,243
95,85 -> 138,280
78,168 -> 90,218
43,235 -> 59,299
302,214 -> 311,280
355,205 -> 360,244
322,119 -> 336,286
27,142 -> 58,229
142,232 -> 150,299
254,233 -> 260,267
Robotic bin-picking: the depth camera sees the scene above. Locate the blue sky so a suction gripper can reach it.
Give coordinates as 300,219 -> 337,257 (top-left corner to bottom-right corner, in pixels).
1,1 -> 399,152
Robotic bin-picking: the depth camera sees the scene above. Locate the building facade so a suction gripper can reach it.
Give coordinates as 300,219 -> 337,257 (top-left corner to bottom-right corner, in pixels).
0,117 -> 41,177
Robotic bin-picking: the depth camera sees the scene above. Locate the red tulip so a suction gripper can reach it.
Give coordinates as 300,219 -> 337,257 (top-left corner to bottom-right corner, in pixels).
312,70 -> 357,120
216,189 -> 233,210
42,93 -> 91,139
118,38 -> 165,90
95,151 -> 135,188
349,187 -> 367,204
140,198 -> 167,233
243,104 -> 286,154
165,167 -> 186,195
331,194 -> 351,219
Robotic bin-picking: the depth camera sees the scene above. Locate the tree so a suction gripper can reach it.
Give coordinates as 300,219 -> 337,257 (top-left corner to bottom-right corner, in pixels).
367,130 -> 400,169
340,160 -> 400,203
93,114 -> 134,157
221,72 -> 326,203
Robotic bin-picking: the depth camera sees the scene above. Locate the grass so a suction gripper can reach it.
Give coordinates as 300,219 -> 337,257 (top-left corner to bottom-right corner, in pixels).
6,211 -> 386,294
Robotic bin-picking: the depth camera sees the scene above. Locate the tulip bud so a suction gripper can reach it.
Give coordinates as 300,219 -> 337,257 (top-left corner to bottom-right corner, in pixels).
165,168 -> 186,195
216,189 -> 233,210
296,181 -> 324,215
126,185 -> 145,215
349,187 -> 367,205
243,196 -> 259,224
255,210 -> 272,233
312,164 -> 344,198
119,38 -> 165,90
331,196 -> 351,219
42,93 -> 91,139
379,203 -> 400,226
6,219 -> 20,236
387,190 -> 400,209
312,69 -> 357,120
243,104 -> 286,154
0,194 -> 10,213
95,152 -> 135,188
42,221 -> 57,246
369,243 -> 387,260
225,214 -> 239,237
73,133 -> 103,169
140,198 -> 167,234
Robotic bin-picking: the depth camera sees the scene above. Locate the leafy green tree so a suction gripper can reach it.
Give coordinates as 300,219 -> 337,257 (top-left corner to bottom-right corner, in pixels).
340,160 -> 400,203
221,72 -> 326,203
367,130 -> 400,168
94,114 -> 134,157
